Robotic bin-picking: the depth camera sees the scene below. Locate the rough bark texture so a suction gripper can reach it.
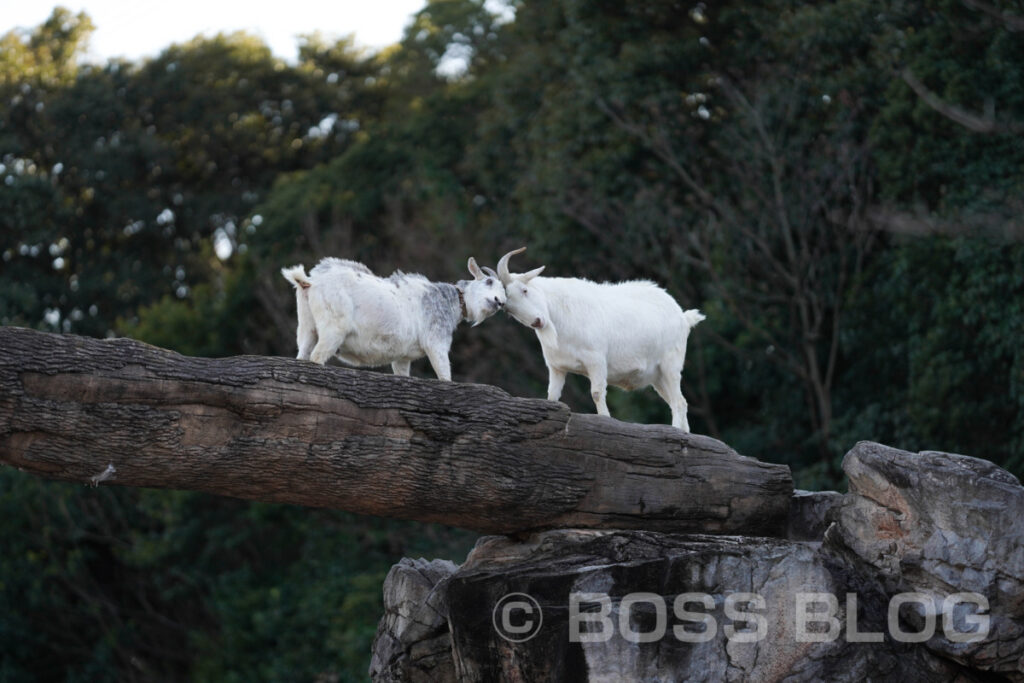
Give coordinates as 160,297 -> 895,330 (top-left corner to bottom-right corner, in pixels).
0,326 -> 792,536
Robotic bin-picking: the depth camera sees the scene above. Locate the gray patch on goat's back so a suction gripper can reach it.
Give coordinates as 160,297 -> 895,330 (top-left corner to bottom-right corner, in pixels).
422,283 -> 461,337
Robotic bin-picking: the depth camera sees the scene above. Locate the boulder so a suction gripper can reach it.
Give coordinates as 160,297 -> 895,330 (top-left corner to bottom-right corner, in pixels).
369,558 -> 458,683
827,441 -> 1024,680
443,529 -> 978,682
368,442 -> 1023,682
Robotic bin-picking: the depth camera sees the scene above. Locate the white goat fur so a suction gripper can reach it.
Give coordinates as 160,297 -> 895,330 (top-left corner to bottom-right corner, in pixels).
281,257 -> 506,380
495,248 -> 705,431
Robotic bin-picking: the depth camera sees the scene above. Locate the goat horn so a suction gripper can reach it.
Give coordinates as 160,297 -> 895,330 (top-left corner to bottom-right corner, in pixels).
482,266 -> 499,279
496,247 -> 526,285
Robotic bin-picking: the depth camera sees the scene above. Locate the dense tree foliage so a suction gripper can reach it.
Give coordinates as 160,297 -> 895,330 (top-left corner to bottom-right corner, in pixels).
2,0 -> 1022,678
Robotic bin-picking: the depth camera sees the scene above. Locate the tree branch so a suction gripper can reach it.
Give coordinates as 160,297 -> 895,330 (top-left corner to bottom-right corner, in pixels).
962,0 -> 1024,31
901,67 -> 1024,135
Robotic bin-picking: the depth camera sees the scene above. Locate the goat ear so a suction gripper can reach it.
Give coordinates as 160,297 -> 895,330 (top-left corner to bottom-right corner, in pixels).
467,257 -> 485,280
519,265 -> 545,283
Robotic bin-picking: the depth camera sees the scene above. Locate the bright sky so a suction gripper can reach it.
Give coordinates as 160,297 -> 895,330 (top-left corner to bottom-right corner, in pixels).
2,1 -> 427,63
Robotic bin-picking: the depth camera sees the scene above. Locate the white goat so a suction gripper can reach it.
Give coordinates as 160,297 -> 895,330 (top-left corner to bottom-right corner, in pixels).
281,257 -> 506,380
492,247 -> 705,431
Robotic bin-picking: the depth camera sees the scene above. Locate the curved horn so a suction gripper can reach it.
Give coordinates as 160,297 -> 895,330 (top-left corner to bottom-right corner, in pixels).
482,266 -> 499,279
496,247 -> 526,285
520,265 -> 545,283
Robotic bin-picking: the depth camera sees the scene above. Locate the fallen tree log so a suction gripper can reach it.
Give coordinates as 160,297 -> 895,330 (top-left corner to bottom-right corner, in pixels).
0,326 -> 793,536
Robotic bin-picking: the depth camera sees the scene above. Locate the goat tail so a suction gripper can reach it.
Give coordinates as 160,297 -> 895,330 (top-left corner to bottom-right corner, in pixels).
682,309 -> 706,328
281,265 -> 312,290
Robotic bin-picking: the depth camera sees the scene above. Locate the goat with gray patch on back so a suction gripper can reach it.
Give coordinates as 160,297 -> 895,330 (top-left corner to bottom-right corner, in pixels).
489,247 -> 705,431
281,257 -> 506,380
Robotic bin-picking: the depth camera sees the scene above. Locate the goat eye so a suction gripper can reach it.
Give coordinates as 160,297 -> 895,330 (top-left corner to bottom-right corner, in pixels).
486,278 -> 493,286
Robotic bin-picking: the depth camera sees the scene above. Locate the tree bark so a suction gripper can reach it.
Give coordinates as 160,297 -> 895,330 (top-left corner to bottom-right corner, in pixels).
0,327 -> 792,536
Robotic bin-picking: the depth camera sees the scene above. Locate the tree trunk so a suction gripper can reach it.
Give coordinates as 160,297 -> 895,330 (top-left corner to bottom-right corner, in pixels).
0,327 -> 793,536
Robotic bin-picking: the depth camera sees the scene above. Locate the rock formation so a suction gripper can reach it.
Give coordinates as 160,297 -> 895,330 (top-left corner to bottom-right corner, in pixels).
370,558 -> 459,682
373,443 -> 1024,682
829,442 -> 1024,678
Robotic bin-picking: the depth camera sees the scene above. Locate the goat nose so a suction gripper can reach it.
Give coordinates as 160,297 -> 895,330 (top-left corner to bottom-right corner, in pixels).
494,297 -> 504,307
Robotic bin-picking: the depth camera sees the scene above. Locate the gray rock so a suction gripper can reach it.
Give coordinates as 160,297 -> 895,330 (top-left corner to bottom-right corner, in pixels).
827,441 -> 1024,680
369,442 -> 1022,682
444,529 -> 979,682
369,557 -> 458,683
788,489 -> 844,542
